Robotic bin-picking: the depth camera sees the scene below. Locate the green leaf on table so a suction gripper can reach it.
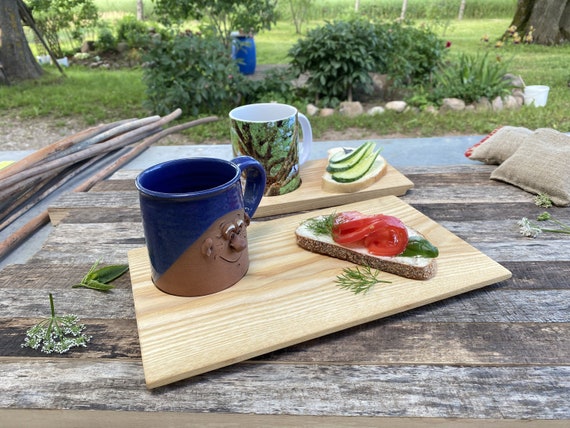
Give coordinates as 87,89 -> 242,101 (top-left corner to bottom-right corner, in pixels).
72,260 -> 129,292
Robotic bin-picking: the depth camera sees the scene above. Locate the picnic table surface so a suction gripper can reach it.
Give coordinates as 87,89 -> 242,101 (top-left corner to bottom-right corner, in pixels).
0,138 -> 568,427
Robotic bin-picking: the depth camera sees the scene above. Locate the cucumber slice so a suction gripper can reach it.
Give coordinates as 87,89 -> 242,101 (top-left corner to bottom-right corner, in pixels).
326,142 -> 375,173
331,150 -> 379,183
329,141 -> 374,165
328,148 -> 355,164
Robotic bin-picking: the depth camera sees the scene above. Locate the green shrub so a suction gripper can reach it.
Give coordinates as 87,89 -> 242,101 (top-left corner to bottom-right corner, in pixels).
142,33 -> 246,116
116,15 -> 152,49
96,26 -> 117,52
432,52 -> 515,103
374,22 -> 448,88
288,19 -> 378,107
288,19 -> 447,106
241,66 -> 300,105
28,0 -> 99,58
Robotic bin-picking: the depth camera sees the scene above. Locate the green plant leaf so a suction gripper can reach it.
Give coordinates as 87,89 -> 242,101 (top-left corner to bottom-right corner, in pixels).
72,280 -> 115,291
91,265 -> 130,284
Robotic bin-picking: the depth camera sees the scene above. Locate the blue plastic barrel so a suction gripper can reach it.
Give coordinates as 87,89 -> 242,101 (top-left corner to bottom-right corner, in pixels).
231,36 -> 256,75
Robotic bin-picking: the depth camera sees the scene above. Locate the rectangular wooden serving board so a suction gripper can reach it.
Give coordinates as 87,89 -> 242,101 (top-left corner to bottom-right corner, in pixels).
254,158 -> 413,217
128,196 -> 512,389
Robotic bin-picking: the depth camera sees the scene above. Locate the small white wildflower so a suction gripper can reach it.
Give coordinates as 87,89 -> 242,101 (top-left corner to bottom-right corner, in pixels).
517,217 -> 542,238
22,294 -> 91,354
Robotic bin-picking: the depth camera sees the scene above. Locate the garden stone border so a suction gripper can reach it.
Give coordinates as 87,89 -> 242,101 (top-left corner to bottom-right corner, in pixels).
304,73 -> 528,118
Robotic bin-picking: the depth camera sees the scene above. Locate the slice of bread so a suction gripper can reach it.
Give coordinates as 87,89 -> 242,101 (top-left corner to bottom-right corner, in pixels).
322,147 -> 387,193
295,216 -> 437,280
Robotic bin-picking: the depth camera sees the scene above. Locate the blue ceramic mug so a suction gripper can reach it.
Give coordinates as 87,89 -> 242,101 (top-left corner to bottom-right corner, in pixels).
135,156 -> 266,297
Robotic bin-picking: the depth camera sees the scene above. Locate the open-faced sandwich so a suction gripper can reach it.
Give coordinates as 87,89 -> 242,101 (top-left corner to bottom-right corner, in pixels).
322,141 -> 387,193
296,211 -> 438,280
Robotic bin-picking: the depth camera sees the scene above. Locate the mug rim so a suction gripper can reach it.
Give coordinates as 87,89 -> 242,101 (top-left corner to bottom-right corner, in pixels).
135,157 -> 240,199
229,102 -> 297,123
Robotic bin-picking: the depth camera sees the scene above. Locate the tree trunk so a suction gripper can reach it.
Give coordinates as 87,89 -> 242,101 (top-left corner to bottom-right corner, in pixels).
510,0 -> 570,45
400,0 -> 408,21
137,0 -> 144,20
0,0 -> 44,85
458,0 -> 467,20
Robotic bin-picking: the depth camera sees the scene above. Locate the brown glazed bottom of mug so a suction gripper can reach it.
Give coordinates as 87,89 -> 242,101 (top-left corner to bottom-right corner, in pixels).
152,209 -> 250,297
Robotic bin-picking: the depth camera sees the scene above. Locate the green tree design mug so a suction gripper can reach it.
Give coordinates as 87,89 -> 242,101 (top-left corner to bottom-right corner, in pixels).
230,103 -> 313,196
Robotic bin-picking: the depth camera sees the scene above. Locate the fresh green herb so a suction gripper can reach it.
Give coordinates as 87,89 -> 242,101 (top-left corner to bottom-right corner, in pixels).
72,260 -> 129,291
303,213 -> 336,236
400,236 -> 439,258
22,293 -> 91,354
534,193 -> 553,208
335,265 -> 391,294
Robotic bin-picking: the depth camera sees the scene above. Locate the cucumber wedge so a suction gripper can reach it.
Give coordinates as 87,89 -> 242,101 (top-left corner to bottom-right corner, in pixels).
331,149 -> 379,183
326,142 -> 375,173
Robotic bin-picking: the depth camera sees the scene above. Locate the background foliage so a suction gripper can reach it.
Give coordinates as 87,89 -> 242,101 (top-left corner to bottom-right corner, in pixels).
3,0 -> 569,141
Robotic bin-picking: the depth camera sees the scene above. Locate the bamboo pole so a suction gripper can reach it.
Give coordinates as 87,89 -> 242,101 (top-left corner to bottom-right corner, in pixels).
0,211 -> 48,261
75,115 -> 219,192
0,110 -> 181,193
0,154 -> 107,232
0,119 -> 133,181
41,115 -> 161,164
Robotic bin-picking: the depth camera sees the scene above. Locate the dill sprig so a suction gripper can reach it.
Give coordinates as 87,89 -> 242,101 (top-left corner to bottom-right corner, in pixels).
302,213 -> 336,236
534,192 -> 553,208
335,265 -> 392,294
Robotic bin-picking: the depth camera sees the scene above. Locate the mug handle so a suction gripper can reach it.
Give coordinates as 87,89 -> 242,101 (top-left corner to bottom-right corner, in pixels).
232,156 -> 266,218
297,113 -> 313,165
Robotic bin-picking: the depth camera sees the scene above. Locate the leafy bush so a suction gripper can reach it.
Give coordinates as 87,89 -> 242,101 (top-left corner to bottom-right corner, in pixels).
153,0 -> 278,49
373,22 -> 448,88
142,32 -> 246,116
432,52 -> 515,103
28,0 -> 99,58
241,66 -> 300,105
289,19 -> 378,107
116,15 -> 153,49
96,26 -> 117,53
288,19 -> 447,106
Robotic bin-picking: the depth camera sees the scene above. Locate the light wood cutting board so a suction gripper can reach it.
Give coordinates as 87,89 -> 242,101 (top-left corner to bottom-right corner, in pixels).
254,159 -> 413,217
128,196 -> 511,389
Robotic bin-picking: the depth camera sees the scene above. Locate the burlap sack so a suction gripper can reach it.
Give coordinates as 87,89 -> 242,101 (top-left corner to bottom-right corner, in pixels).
490,128 -> 570,206
466,126 -> 533,165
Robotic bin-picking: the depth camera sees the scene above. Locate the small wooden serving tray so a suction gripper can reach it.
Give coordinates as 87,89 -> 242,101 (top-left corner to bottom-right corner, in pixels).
254,159 -> 413,217
128,196 -> 511,389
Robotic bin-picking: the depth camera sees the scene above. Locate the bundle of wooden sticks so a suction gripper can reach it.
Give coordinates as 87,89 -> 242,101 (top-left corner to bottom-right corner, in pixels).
0,109 -> 218,260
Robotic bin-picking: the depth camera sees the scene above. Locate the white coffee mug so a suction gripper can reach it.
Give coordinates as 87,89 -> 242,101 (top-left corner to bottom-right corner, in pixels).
230,103 -> 313,196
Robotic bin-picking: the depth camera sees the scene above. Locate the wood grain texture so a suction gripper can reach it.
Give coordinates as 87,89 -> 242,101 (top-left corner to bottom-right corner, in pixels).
3,160 -> 570,422
47,159 -> 414,224
0,360 -> 568,419
128,196 -> 511,388
255,159 -> 414,216
3,411 -> 567,428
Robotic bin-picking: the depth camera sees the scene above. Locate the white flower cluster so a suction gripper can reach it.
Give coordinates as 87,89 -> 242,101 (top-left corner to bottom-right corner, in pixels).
517,217 -> 542,238
22,314 -> 91,354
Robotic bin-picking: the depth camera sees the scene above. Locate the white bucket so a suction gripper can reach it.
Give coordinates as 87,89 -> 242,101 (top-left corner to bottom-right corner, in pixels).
56,57 -> 69,67
36,55 -> 51,65
523,85 -> 550,107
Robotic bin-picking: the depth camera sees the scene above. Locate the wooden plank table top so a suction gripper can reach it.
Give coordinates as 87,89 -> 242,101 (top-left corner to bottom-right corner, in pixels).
1,156 -> 569,427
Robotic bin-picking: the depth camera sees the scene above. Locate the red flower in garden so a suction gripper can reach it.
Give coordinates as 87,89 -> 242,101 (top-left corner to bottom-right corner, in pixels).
445,41 -> 451,48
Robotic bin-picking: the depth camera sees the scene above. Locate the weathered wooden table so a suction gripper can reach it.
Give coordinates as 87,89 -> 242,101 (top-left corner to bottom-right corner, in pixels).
1,153 -> 569,426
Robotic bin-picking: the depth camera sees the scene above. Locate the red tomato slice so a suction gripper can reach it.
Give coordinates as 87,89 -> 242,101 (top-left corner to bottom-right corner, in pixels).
332,212 -> 408,256
363,217 -> 408,256
333,213 -> 378,243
